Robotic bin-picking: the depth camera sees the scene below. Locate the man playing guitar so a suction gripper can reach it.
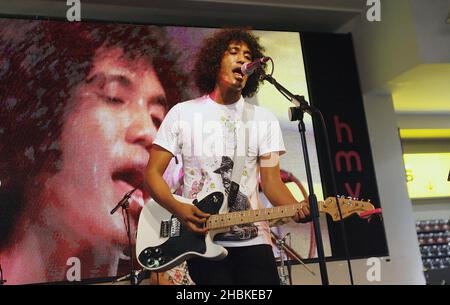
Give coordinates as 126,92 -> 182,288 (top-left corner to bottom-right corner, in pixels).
144,28 -> 311,285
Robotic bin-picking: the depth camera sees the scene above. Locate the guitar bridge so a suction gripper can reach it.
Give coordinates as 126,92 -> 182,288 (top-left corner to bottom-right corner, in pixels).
160,218 -> 181,238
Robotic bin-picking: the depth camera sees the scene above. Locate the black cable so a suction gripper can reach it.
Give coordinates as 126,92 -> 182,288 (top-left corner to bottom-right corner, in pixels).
259,57 -> 274,80
286,233 -> 293,285
262,66 -> 329,284
261,59 -> 355,284
268,57 -> 274,76
313,110 -> 355,285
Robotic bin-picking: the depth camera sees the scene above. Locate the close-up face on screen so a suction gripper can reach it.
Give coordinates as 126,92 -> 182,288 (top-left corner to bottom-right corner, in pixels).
0,19 -> 328,284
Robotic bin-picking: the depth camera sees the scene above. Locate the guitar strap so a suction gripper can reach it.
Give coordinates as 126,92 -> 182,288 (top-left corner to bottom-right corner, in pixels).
228,101 -> 254,209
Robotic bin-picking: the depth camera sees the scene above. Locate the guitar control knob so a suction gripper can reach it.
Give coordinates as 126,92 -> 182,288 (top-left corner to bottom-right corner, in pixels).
147,259 -> 159,268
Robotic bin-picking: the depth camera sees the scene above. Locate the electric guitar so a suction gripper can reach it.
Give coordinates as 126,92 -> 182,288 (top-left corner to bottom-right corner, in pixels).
136,192 -> 380,272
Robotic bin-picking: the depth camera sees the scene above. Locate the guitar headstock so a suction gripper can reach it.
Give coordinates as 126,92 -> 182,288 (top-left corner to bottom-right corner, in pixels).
321,196 -> 381,221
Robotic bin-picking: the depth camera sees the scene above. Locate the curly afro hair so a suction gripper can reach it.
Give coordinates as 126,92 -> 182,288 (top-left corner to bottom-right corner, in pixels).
192,29 -> 266,98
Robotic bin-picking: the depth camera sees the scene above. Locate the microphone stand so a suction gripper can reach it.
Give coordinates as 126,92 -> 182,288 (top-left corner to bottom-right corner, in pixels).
273,232 -> 291,285
0,263 -> 6,285
262,73 -> 330,285
110,187 -> 141,285
112,268 -> 149,285
271,231 -> 316,280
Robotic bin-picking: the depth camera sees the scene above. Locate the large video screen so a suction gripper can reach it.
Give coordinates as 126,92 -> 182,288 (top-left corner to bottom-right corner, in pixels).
0,19 -> 330,284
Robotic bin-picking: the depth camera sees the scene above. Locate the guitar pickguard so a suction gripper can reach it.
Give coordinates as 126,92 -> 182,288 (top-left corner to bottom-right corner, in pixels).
137,192 -> 224,271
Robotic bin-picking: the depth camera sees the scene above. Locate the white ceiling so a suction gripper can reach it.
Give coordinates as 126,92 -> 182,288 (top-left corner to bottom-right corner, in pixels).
0,0 -> 366,32
188,0 -> 366,11
82,0 -> 366,11
390,64 -> 450,114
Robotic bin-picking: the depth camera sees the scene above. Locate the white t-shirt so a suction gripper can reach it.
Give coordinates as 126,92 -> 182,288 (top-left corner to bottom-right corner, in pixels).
154,95 -> 285,247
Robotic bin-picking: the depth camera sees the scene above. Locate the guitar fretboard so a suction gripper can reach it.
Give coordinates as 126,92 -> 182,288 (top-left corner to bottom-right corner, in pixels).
204,196 -> 373,229
206,204 -> 306,229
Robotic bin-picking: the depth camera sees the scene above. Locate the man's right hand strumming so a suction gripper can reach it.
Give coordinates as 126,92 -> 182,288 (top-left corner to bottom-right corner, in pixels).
174,202 -> 210,234
146,145 -> 209,234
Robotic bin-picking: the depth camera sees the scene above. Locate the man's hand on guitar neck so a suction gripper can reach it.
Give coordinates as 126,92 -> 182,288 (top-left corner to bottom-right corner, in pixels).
293,200 -> 312,224
259,153 -> 312,224
174,202 -> 210,234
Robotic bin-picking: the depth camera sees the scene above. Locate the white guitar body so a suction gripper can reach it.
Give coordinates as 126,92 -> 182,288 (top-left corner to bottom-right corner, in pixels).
136,192 -> 228,272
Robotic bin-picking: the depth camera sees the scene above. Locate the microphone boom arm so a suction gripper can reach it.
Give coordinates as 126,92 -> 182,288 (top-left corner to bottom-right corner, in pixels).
261,73 -> 317,116
271,231 -> 316,276
110,187 -> 138,215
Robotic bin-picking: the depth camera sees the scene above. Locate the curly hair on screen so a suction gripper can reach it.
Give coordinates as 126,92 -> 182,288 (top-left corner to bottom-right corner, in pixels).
192,28 -> 266,98
0,20 -> 188,246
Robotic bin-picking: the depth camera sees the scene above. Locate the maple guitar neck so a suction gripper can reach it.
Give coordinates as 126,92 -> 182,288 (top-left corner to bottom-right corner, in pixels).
207,202 -> 309,230
206,196 -> 375,230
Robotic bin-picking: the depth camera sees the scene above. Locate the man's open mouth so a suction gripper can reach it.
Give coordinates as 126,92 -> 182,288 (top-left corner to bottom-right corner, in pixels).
232,67 -> 244,80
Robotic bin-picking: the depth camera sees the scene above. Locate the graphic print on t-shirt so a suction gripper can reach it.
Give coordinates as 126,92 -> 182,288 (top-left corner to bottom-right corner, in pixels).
212,156 -> 259,241
153,95 -> 286,247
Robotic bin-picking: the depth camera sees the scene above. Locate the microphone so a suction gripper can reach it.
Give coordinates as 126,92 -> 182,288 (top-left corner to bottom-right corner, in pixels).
241,57 -> 271,76
110,187 -> 138,215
